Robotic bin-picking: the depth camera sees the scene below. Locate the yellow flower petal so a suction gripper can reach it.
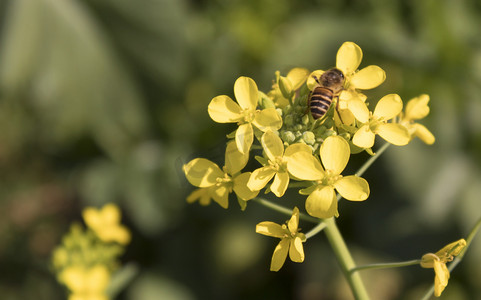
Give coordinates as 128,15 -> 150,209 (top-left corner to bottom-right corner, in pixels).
271,239 -> 290,271
348,97 -> 370,123
334,176 -> 369,201
336,42 -> 362,74
234,76 -> 258,110
306,70 -> 325,90
210,185 -> 229,209
287,207 -> 299,234
434,261 -> 449,297
256,221 -> 285,238
261,131 -> 284,161
233,172 -> 259,200
253,108 -> 282,132
377,123 -> 410,146
352,125 -> 375,149
435,239 -> 467,258
412,123 -> 435,145
186,188 -> 211,206
183,158 -> 224,187
305,186 -> 338,219
247,166 -> 276,191
405,94 -> 430,121
289,236 -> 305,263
271,171 -> 289,197
225,141 -> 249,174
287,68 -> 309,90
207,95 -> 243,123
285,150 -> 324,181
236,123 -> 254,154
320,136 -> 350,174
284,142 -> 312,157
350,65 -> 386,90
373,94 -> 403,120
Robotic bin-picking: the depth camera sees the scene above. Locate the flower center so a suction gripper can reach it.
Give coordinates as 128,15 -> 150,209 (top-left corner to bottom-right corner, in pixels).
241,109 -> 256,123
268,157 -> 287,172
322,169 -> 341,186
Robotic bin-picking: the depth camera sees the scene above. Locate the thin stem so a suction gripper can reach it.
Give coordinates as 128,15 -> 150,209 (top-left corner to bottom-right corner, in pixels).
350,259 -> 421,274
305,221 -> 327,239
356,142 -> 391,177
324,217 -> 370,300
252,197 -> 319,224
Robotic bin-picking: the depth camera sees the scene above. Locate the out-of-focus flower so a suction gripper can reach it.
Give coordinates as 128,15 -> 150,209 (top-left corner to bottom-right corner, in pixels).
83,204 -> 131,245
399,94 -> 435,145
59,265 -> 110,300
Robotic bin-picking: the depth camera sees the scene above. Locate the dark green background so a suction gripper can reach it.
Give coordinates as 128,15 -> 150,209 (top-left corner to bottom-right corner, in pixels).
0,0 -> 480,299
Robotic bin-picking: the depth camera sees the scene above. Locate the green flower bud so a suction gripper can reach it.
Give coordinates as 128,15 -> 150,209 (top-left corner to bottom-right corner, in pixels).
281,131 -> 296,143
278,76 -> 293,99
302,131 -> 316,145
259,92 -> 276,109
339,132 -> 351,141
301,114 -> 310,125
284,115 -> 295,127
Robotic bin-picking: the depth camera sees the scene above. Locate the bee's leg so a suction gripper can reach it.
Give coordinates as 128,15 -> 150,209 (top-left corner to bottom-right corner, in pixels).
334,96 -> 345,125
312,75 -> 321,85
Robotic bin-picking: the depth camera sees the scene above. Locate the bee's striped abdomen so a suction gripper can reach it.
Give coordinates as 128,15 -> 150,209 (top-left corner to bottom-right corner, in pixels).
309,86 -> 333,119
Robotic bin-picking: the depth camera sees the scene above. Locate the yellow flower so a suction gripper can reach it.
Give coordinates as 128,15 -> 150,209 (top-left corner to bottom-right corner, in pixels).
83,204 -> 131,245
421,239 -> 467,297
285,136 -> 369,218
256,207 -> 306,271
270,68 -> 310,108
351,94 -> 410,148
307,42 -> 386,125
399,94 -> 435,145
247,131 -> 309,197
208,76 -> 282,154
183,141 -> 258,208
59,265 -> 110,300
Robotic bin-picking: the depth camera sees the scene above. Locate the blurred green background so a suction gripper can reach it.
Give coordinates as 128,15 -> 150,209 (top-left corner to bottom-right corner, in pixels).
0,0 -> 480,299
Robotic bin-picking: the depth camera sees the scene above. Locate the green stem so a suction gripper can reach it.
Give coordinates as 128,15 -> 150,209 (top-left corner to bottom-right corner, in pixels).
350,259 -> 421,273
305,220 -> 327,239
356,142 -> 391,177
252,197 -> 319,223
324,217 -> 370,300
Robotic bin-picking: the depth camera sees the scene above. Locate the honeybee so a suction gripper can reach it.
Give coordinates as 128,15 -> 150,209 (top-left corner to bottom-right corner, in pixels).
308,68 -> 345,120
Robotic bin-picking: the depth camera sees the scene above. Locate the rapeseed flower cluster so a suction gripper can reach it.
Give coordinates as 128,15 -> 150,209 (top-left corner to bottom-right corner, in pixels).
183,41 -> 434,270
51,203 -> 131,300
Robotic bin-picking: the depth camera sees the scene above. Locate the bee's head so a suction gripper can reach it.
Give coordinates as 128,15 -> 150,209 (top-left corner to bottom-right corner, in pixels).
320,68 -> 345,89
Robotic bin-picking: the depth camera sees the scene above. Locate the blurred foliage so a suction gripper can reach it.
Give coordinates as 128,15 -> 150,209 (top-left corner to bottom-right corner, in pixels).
0,0 -> 480,299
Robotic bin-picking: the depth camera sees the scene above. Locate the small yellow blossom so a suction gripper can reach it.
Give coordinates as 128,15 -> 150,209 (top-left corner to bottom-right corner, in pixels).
421,239 -> 467,297
183,141 -> 258,208
351,94 -> 410,148
270,68 -> 310,107
399,94 -> 435,145
208,76 -> 282,154
83,204 -> 131,245
285,136 -> 369,218
307,42 -> 386,125
247,131 -> 309,197
256,207 -> 306,271
59,265 -> 110,300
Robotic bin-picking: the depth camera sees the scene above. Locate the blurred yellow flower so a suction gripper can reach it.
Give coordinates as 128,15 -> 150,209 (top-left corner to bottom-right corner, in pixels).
247,131 -> 309,197
351,94 -> 410,148
285,136 -> 369,218
421,239 -> 466,297
399,94 -> 435,145
208,76 -> 282,154
83,203 -> 131,245
183,141 -> 258,208
59,265 -> 110,300
256,207 -> 306,271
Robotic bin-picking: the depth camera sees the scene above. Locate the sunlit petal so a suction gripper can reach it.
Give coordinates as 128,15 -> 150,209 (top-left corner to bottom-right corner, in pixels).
207,95 -> 243,123
271,171 -> 290,197
270,239 -> 290,271
234,76 -> 258,110
236,123 -> 254,154
373,94 -> 403,120
405,94 -> 430,120
253,108 -> 282,132
350,65 -> 386,89
210,185 -> 229,209
287,68 -> 310,90
285,150 -> 324,181
287,207 -> 299,234
225,141 -> 249,174
320,136 -> 350,174
412,123 -> 435,145
348,97 -> 370,123
306,70 -> 325,90
434,261 -> 449,297
262,131 -> 284,160
183,158 -> 224,187
305,186 -> 338,219
234,172 -> 259,200
247,166 -> 276,191
334,176 -> 369,201
289,236 -> 305,263
352,125 -> 375,149
377,123 -> 410,146
336,42 -> 362,74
